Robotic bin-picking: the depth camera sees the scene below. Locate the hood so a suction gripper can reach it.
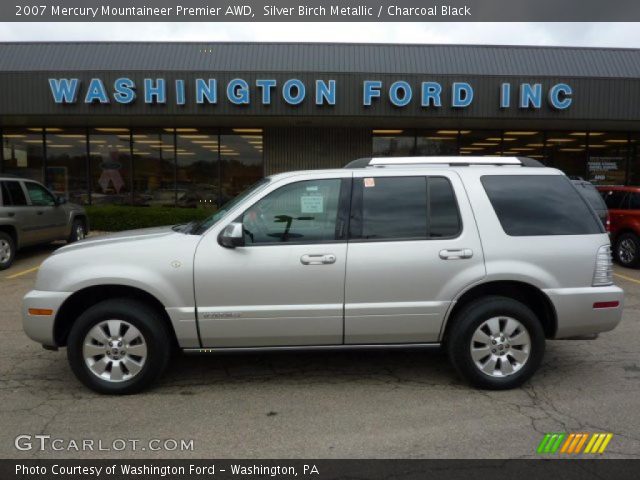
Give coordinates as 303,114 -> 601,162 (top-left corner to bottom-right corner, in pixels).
54,225 -> 179,254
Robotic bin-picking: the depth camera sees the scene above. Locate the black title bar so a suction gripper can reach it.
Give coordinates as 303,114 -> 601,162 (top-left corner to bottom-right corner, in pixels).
3,459 -> 640,480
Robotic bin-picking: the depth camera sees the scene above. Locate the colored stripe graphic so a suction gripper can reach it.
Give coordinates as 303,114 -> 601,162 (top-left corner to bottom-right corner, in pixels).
560,433 -> 589,454
537,433 -> 565,453
584,433 -> 613,454
540,433 -> 613,454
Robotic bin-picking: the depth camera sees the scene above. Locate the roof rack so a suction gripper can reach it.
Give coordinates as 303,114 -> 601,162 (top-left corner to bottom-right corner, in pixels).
344,156 -> 544,168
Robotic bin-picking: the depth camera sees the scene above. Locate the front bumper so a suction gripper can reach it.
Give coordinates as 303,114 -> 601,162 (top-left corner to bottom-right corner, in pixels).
544,285 -> 624,338
22,290 -> 73,347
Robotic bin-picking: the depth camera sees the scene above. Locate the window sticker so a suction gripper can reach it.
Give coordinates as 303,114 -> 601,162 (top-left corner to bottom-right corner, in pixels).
364,178 -> 375,188
301,195 -> 324,213
306,185 -> 319,191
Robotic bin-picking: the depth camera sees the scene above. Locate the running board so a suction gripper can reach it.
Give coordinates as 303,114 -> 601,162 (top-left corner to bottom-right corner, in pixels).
183,343 -> 441,355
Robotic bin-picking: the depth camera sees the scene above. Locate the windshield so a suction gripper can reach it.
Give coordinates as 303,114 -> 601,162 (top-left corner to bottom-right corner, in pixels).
186,177 -> 271,235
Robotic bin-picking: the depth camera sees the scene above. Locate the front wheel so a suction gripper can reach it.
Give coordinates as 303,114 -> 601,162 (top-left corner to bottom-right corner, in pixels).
68,218 -> 86,243
0,231 -> 16,271
67,298 -> 172,394
615,232 -> 640,268
447,296 -> 545,390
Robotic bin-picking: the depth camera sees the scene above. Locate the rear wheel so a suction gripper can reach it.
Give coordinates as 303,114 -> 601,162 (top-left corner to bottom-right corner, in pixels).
615,232 -> 640,268
67,298 -> 171,394
0,232 -> 16,271
447,296 -> 545,390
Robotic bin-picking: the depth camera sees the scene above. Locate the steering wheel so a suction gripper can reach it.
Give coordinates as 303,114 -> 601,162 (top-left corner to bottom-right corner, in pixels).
243,204 -> 269,242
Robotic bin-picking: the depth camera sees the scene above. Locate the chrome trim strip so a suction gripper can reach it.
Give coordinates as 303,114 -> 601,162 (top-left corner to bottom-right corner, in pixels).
183,343 -> 441,354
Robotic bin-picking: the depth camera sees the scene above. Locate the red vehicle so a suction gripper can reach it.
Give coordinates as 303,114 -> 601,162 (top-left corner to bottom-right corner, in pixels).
597,185 -> 640,268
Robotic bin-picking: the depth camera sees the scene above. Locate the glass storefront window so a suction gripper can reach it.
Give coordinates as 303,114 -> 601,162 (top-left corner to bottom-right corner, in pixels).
545,131 -> 586,178
416,130 -> 459,156
176,129 -> 218,209
372,129 -> 415,157
220,130 -> 264,203
45,128 -> 89,204
587,132 -> 629,185
1,128 -> 44,182
89,128 -> 132,205
459,130 -> 502,156
132,129 -> 176,206
501,130 -> 546,163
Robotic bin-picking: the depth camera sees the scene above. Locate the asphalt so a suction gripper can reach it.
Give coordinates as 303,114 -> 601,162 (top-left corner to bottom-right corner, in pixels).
1,241 -> 639,459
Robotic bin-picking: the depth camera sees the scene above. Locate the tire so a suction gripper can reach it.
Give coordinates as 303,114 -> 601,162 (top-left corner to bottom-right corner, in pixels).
67,218 -> 86,243
615,232 -> 640,268
67,298 -> 172,394
0,231 -> 16,271
447,296 -> 545,390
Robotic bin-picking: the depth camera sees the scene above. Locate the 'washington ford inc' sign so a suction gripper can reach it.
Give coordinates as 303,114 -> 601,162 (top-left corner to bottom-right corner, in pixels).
47,78 -> 573,110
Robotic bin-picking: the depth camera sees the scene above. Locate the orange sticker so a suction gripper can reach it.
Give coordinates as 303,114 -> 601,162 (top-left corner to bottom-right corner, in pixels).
364,178 -> 375,188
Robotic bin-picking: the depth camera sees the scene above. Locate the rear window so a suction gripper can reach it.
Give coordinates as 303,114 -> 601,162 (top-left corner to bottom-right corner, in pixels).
481,175 -> 603,236
573,183 -> 607,211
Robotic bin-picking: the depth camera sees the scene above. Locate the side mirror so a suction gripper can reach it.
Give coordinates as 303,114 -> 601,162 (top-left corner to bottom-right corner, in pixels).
56,196 -> 67,206
219,222 -> 245,248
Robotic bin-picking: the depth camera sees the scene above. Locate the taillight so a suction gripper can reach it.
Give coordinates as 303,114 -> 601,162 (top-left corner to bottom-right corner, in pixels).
605,213 -> 611,233
593,245 -> 613,286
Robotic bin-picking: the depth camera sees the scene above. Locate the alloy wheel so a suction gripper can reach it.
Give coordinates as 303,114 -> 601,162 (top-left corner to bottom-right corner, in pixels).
83,319 -> 147,382
0,239 -> 11,264
470,316 -> 531,378
76,224 -> 86,240
618,238 -> 636,265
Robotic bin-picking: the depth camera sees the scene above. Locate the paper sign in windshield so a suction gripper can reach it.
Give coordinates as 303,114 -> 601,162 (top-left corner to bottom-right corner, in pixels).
301,195 -> 324,213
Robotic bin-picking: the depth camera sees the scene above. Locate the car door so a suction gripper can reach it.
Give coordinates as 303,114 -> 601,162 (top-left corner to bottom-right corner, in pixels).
194,172 -> 351,347
23,181 -> 67,242
344,170 -> 486,344
0,180 -> 39,246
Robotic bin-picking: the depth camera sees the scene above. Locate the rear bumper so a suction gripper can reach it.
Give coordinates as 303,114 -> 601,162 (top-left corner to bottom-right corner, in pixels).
22,290 -> 73,347
544,285 -> 624,339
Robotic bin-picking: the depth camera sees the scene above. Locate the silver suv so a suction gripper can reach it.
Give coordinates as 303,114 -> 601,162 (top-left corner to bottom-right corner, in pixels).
0,176 -> 88,270
22,157 -> 623,394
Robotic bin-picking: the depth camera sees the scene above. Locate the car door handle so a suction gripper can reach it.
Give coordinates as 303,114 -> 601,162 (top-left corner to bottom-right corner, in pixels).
300,254 -> 336,265
36,211 -> 44,215
7,212 -> 15,217
439,249 -> 473,260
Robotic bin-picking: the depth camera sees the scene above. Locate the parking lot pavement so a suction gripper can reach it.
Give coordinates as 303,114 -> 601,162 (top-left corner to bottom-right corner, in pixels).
1,246 -> 640,459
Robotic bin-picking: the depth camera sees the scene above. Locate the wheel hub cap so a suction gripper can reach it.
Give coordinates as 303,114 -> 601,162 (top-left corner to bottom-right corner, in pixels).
83,319 -> 147,383
0,239 -> 10,263
470,316 -> 531,378
619,239 -> 635,264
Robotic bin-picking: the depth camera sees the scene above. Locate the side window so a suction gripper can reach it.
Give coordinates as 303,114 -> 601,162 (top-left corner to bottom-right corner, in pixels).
351,176 -> 461,241
242,179 -> 343,245
0,182 -> 9,206
630,193 -> 640,210
25,182 -> 55,207
1,181 -> 28,206
429,177 -> 461,237
482,175 -> 602,236
360,176 -> 428,239
601,190 -> 628,210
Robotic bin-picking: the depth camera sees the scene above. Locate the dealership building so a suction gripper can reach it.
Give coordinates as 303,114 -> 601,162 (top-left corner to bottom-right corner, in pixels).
1,41 -> 639,208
